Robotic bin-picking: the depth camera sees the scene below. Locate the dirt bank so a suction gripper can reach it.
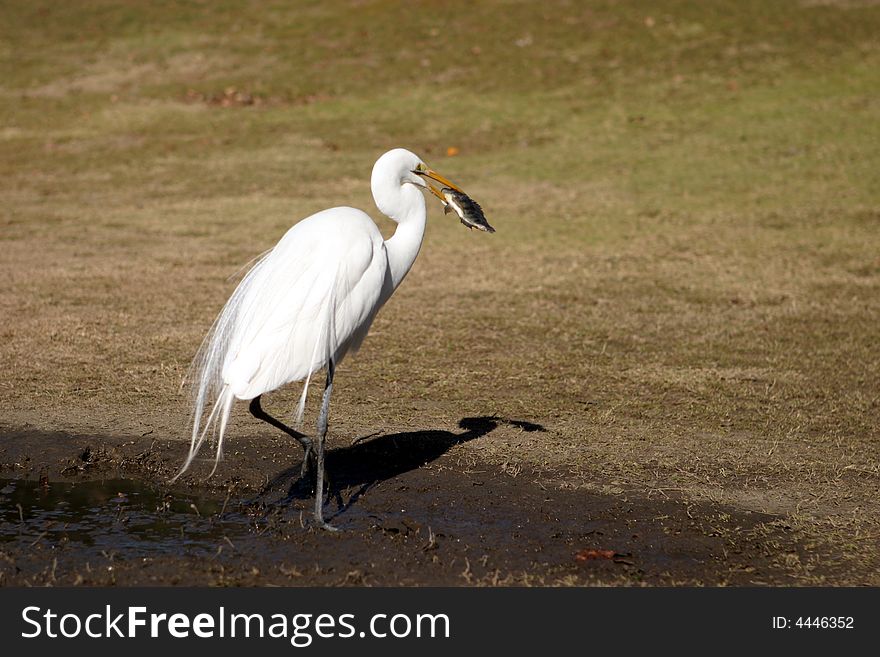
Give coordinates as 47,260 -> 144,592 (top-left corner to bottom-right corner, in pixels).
0,419 -> 851,586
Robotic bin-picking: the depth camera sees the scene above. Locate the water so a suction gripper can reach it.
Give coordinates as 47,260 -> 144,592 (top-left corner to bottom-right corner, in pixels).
0,477 -> 250,557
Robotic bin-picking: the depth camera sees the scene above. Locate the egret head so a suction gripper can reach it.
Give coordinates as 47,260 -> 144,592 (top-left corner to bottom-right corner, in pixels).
372,148 -> 457,219
372,148 -> 462,192
371,148 -> 493,231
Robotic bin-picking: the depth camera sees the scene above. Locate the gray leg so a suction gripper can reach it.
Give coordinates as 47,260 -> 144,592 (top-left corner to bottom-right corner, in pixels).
314,360 -> 337,530
248,396 -> 314,477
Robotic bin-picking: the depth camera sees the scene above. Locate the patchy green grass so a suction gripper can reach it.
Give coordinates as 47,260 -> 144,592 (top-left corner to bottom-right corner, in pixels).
1,0 -> 879,583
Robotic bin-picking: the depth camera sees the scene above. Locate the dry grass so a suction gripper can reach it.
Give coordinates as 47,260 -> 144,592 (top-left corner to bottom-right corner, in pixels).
1,0 -> 878,583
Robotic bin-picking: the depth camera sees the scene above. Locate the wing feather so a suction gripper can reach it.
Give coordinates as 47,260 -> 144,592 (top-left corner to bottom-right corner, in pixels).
179,206 -> 387,476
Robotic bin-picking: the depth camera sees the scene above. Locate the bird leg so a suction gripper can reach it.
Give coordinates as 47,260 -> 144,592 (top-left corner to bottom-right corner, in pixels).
314,360 -> 337,531
248,395 -> 315,478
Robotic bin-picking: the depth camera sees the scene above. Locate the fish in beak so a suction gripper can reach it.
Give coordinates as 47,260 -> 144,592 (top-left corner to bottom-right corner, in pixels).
414,168 -> 495,233
438,187 -> 494,233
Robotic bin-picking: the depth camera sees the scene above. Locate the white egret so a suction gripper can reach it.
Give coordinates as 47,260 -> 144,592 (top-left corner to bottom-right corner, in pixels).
175,148 -> 491,529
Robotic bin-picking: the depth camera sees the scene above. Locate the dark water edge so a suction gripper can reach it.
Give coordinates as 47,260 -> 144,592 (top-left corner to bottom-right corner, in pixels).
0,477 -> 249,558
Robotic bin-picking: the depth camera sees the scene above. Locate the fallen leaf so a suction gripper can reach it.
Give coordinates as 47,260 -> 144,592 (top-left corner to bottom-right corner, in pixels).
575,549 -> 616,561
575,549 -> 634,565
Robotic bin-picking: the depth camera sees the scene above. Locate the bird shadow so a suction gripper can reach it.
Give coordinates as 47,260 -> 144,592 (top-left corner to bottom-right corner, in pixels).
257,415 -> 545,520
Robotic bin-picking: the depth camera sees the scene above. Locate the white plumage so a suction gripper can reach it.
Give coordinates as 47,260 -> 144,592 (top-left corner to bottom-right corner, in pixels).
176,148 -> 478,527
221,209 -> 387,398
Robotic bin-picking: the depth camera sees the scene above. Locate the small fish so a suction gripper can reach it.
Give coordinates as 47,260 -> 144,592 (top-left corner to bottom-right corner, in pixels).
441,188 -> 495,233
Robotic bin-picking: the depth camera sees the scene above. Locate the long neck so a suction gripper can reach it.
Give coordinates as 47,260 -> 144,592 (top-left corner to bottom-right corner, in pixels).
375,183 -> 427,291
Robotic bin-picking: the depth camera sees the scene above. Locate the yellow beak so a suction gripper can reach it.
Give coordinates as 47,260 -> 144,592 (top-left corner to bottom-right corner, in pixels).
415,168 -> 465,200
425,183 -> 446,202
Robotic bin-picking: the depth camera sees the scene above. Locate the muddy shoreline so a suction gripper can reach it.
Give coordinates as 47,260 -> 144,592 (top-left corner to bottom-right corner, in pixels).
0,419 -> 832,586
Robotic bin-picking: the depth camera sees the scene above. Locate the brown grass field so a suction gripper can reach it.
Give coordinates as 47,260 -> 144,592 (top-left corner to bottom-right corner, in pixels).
0,0 -> 878,585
